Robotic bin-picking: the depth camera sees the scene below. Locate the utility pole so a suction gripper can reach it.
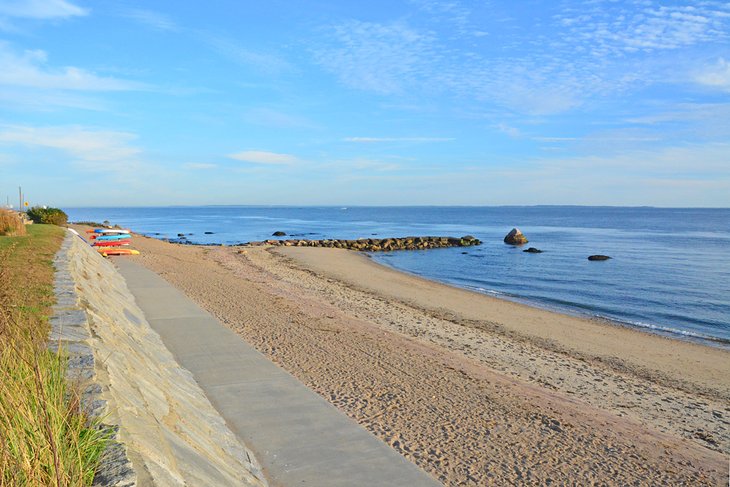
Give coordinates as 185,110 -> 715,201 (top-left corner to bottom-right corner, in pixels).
18,186 -> 22,212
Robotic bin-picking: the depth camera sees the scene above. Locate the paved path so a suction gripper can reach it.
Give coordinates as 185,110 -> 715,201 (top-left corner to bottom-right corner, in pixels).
115,259 -> 441,487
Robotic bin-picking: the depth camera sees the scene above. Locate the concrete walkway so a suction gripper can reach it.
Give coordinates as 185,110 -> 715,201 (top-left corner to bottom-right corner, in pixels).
114,259 -> 441,487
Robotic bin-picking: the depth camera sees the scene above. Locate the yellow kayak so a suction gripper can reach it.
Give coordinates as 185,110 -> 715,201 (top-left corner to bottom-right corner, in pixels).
96,248 -> 140,257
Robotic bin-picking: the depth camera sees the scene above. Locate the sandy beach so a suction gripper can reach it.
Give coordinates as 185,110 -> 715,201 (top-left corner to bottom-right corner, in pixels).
112,232 -> 728,485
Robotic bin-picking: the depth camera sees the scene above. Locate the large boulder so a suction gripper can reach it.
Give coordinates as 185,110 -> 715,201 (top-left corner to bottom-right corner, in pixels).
588,255 -> 611,261
272,231 -> 287,236
523,247 -> 542,253
504,228 -> 528,245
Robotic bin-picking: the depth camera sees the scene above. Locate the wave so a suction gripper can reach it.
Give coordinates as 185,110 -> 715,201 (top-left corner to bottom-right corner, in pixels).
608,318 -> 730,347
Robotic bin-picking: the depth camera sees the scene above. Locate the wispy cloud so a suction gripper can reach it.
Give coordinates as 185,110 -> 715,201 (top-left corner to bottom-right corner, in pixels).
228,150 -> 298,165
532,136 -> 578,142
201,33 -> 292,75
533,142 -> 730,175
555,3 -> 730,56
183,162 -> 217,170
0,125 -> 141,171
122,8 -> 178,32
0,42 -> 145,91
314,20 -> 436,94
314,1 -> 730,115
495,123 -> 521,138
339,158 -> 401,172
344,136 -> 453,143
0,0 -> 87,19
694,57 -> 730,92
626,102 -> 730,126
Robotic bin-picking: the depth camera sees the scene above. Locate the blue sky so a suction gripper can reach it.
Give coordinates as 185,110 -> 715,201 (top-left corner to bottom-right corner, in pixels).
0,0 -> 728,207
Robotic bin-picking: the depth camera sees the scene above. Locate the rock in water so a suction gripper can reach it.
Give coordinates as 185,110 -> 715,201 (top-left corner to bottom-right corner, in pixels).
272,231 -> 287,236
588,255 -> 611,261
523,247 -> 542,253
504,228 -> 528,245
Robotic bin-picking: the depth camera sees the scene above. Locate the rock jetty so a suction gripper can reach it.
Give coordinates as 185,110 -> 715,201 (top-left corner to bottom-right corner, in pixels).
504,228 -> 528,245
245,235 -> 481,252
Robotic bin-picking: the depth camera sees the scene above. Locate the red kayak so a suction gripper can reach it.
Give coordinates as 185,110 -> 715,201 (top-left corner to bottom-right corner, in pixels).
93,239 -> 131,247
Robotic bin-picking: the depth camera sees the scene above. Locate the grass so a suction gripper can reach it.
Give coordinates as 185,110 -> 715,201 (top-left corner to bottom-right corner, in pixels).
0,224 -> 109,486
0,210 -> 26,237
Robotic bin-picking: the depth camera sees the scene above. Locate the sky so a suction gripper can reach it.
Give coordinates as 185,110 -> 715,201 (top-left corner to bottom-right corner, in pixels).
0,0 -> 729,207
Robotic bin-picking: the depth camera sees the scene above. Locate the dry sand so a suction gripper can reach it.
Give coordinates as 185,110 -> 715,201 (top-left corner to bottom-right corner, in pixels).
110,232 -> 728,486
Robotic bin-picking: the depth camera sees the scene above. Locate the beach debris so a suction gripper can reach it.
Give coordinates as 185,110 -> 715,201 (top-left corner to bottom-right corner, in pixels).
588,255 -> 611,261
523,247 -> 543,253
272,231 -> 287,236
244,235 -> 482,252
504,228 -> 528,245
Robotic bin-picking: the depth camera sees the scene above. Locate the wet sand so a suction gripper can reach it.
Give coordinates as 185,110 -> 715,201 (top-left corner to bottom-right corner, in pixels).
114,233 -> 728,485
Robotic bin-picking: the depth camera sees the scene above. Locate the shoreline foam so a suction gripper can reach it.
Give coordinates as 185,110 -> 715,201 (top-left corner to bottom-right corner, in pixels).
367,253 -> 730,349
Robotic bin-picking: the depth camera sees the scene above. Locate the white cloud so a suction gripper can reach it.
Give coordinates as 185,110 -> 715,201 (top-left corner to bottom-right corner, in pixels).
495,124 -> 521,138
533,142 -> 730,175
555,3 -> 730,56
0,125 -> 141,169
0,0 -> 87,19
183,162 -> 217,170
228,151 -> 298,165
344,136 -> 453,143
532,136 -> 578,142
342,158 -> 401,172
694,58 -> 730,91
0,87 -> 104,110
0,42 -> 144,91
122,9 -> 178,31
314,2 -> 730,115
314,20 -> 436,94
201,34 -> 291,75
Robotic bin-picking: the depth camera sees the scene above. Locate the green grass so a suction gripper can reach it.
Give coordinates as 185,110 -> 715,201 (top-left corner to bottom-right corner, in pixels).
0,224 -> 110,486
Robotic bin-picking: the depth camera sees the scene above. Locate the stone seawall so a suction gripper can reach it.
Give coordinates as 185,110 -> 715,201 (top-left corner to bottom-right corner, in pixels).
53,231 -> 268,486
247,235 -> 482,252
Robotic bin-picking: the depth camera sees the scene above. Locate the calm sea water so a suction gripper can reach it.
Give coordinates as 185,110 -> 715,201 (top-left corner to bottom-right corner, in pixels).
66,206 -> 730,347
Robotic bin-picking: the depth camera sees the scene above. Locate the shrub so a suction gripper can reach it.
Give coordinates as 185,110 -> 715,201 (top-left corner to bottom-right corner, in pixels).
0,210 -> 26,237
26,207 -> 68,226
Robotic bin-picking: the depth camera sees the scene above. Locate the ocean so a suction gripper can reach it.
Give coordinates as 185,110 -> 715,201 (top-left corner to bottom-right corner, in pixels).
66,206 -> 730,347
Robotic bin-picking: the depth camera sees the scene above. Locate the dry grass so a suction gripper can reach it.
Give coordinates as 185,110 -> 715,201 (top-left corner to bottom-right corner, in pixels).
0,225 -> 109,486
0,210 -> 26,237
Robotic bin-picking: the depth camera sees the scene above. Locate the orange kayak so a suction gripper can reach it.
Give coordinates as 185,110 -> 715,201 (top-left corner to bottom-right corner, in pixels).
96,248 -> 139,256
93,239 -> 131,247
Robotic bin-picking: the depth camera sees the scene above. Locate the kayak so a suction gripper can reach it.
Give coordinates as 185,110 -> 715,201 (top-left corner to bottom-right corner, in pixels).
93,239 -> 131,247
89,233 -> 132,240
93,228 -> 131,234
96,248 -> 139,256
93,234 -> 131,241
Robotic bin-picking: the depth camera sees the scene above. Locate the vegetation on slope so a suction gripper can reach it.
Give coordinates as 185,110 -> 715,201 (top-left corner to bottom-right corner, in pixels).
0,210 -> 26,237
0,225 -> 108,486
26,207 -> 68,226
